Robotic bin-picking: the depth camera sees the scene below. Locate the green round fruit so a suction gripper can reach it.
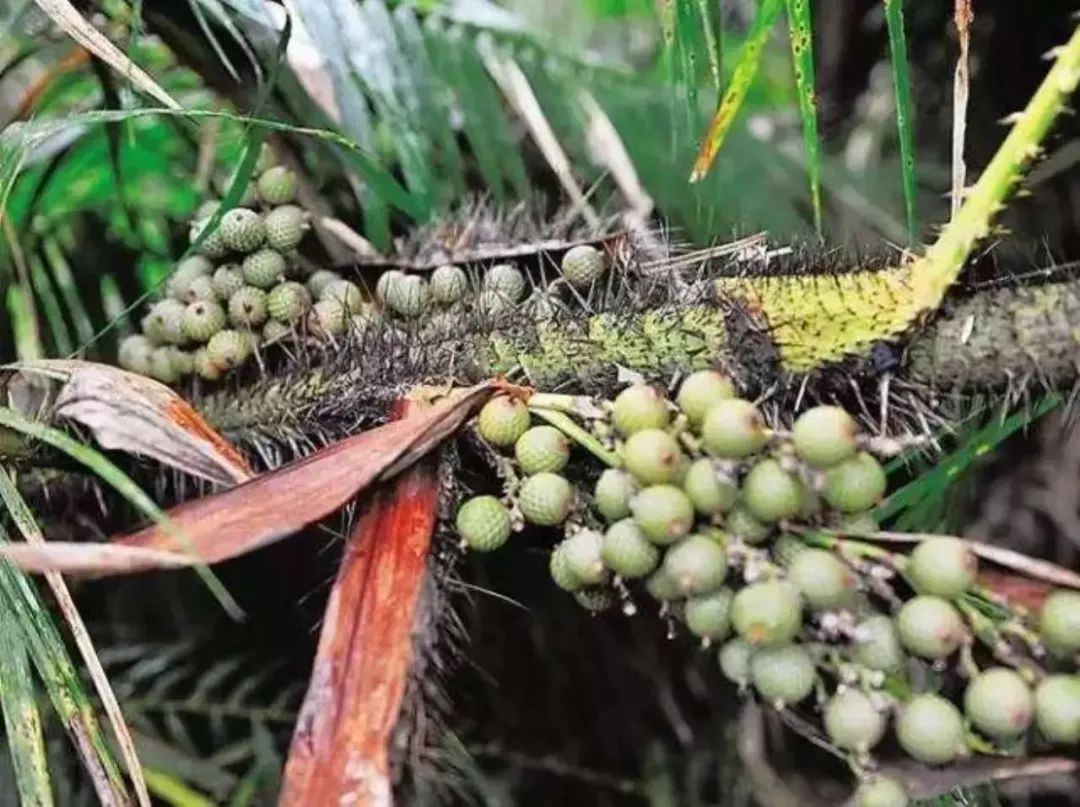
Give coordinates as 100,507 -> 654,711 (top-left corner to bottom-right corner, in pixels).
622,428 -> 684,485
309,269 -> 344,300
514,426 -> 571,475
852,615 -> 905,673
601,519 -> 659,579
550,543 -> 583,592
517,472 -> 574,526
750,643 -> 816,706
896,596 -> 965,659
725,504 -> 772,545
118,335 -> 154,374
560,244 -> 605,287
205,329 -> 252,371
792,405 -> 859,468
148,347 -> 179,383
718,638 -> 754,685
676,370 -> 736,426
220,208 -> 266,253
1034,675 -> 1080,744
594,468 -> 637,523
837,511 -> 879,534
263,204 -> 307,251
193,347 -> 223,381
477,289 -> 514,318
731,580 -> 803,645
430,264 -> 469,306
824,689 -> 886,752
562,529 -> 606,586
682,458 -> 737,517
455,495 -> 511,551
212,264 -> 245,299
484,263 -> 525,301
476,396 -> 530,448
823,452 -> 887,513
908,537 -> 977,598
742,459 -> 804,523
166,255 -> 213,300
896,694 -> 965,764
384,274 -> 428,319
612,384 -> 670,436
256,166 -> 297,205
267,281 -> 312,324
854,776 -> 908,807
787,548 -> 857,610
685,588 -> 734,640
701,398 -> 768,458
242,248 -> 287,288
574,587 -> 615,613
1039,589 -> 1080,657
142,299 -> 187,345
255,143 -> 277,174
228,287 -> 269,328
630,484 -> 694,545
308,299 -> 348,337
195,199 -> 221,220
964,667 -> 1034,738
663,533 -> 728,596
262,319 -> 290,343
181,300 -> 226,343
320,279 -> 366,315
189,218 -> 229,259
180,275 -> 218,304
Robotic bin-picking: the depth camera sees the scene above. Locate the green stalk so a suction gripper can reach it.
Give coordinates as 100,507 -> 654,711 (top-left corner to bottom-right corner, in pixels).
784,0 -> 823,236
883,0 -> 918,242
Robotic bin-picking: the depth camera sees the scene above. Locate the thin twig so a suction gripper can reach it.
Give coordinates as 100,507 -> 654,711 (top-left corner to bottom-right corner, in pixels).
951,0 -> 974,217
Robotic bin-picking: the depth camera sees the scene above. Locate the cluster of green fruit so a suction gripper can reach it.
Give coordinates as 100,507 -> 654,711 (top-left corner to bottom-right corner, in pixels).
453,375 -> 1080,807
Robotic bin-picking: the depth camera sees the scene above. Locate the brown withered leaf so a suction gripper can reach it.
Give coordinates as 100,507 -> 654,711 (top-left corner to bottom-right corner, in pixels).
877,754 -> 1078,801
5,359 -> 252,486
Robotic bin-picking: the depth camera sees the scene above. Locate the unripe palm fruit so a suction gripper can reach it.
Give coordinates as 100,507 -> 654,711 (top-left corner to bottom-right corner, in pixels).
195,199 -> 221,220
262,319 -> 291,343
824,689 -> 887,752
663,533 -> 728,596
193,347 -> 223,381
824,452 -> 887,513
725,504 -> 772,545
476,396 -> 530,447
320,279 -> 366,315
384,274 -> 428,319
256,166 -> 298,205
731,580 -> 803,645
308,299 -> 348,337
182,300 -> 227,343
189,218 -> 229,259
455,495 -> 511,552
612,384 -> 670,435
792,405 -> 859,468
1039,589 -> 1080,656
309,269 -> 344,300
1035,675 -> 1080,744
206,329 -> 252,371
166,255 -> 213,300
964,667 -> 1034,739
228,287 -> 269,328
562,529 -> 606,586
267,281 -> 312,324
787,548 -> 857,611
749,643 -> 816,706
630,484 -> 694,545
220,208 -> 265,253
118,335 -> 154,375
854,776 -> 908,807
478,290 -> 514,318
560,244 -> 605,287
254,142 -> 277,174
645,565 -> 681,601
852,615 -> 905,673
263,204 -> 307,251
142,299 -> 187,345
743,459 -> 804,523
622,428 -> 684,485
594,468 -> 637,523
601,519 -> 659,578
907,536 -> 977,598
896,694 -> 966,764
212,264 -> 245,299
681,458 -> 737,517
574,587 -> 616,613
375,269 -> 404,304
181,275 -> 218,304
514,426 -> 570,475
549,543 -> 583,592
517,472 -> 574,526
484,263 -> 525,301
896,595 -> 965,659
242,248 -> 287,288
685,588 -> 734,640
701,398 -> 768,458
718,638 -> 754,685
676,370 -> 736,426
430,264 -> 469,306
148,347 -> 179,383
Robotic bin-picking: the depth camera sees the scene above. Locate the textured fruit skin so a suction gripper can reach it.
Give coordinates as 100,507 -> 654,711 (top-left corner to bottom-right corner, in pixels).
477,396 -> 531,447
854,776 -> 908,807
189,218 -> 229,259
1039,589 -> 1080,656
267,281 -> 312,323
908,537 -> 977,598
601,519 -> 659,578
612,384 -> 670,435
896,595 -> 965,659
220,208 -> 266,253
455,495 -> 511,551
118,335 -> 154,374
787,548 -> 857,610
743,459 -> 803,523
682,458 -> 737,517
193,347 -> 223,381
320,279 -> 366,315
484,263 -> 525,301
630,484 -> 694,545
212,264 -> 245,299
702,398 -> 768,458
685,588 -> 734,640
622,428 -> 684,485
645,566 -> 681,601
517,472 -> 574,526
309,269 -> 344,299
896,694 -> 965,764
384,274 -> 428,319
719,638 -> 754,685
676,370 -> 735,425
206,329 -> 252,370
228,287 -> 269,328
309,299 -> 348,337
263,204 -> 307,251
594,469 -> 637,523
549,543 -> 583,592
430,264 -> 470,305
792,405 -> 858,468
823,452 -> 887,513
514,426 -> 571,475
148,348 -> 179,383
663,533 -> 728,596
262,319 -> 291,343
182,300 -> 227,342
731,581 -> 803,645
560,244 -> 605,286
963,667 -> 1034,738
750,643 -> 816,705
1034,675 -> 1080,744
824,689 -> 886,752
143,299 -> 187,345
574,587 -> 615,613
166,255 -> 213,300
242,248 -> 287,288
181,275 -> 218,304
256,166 -> 298,205
561,530 -> 606,585
853,615 -> 905,673
725,505 -> 772,544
